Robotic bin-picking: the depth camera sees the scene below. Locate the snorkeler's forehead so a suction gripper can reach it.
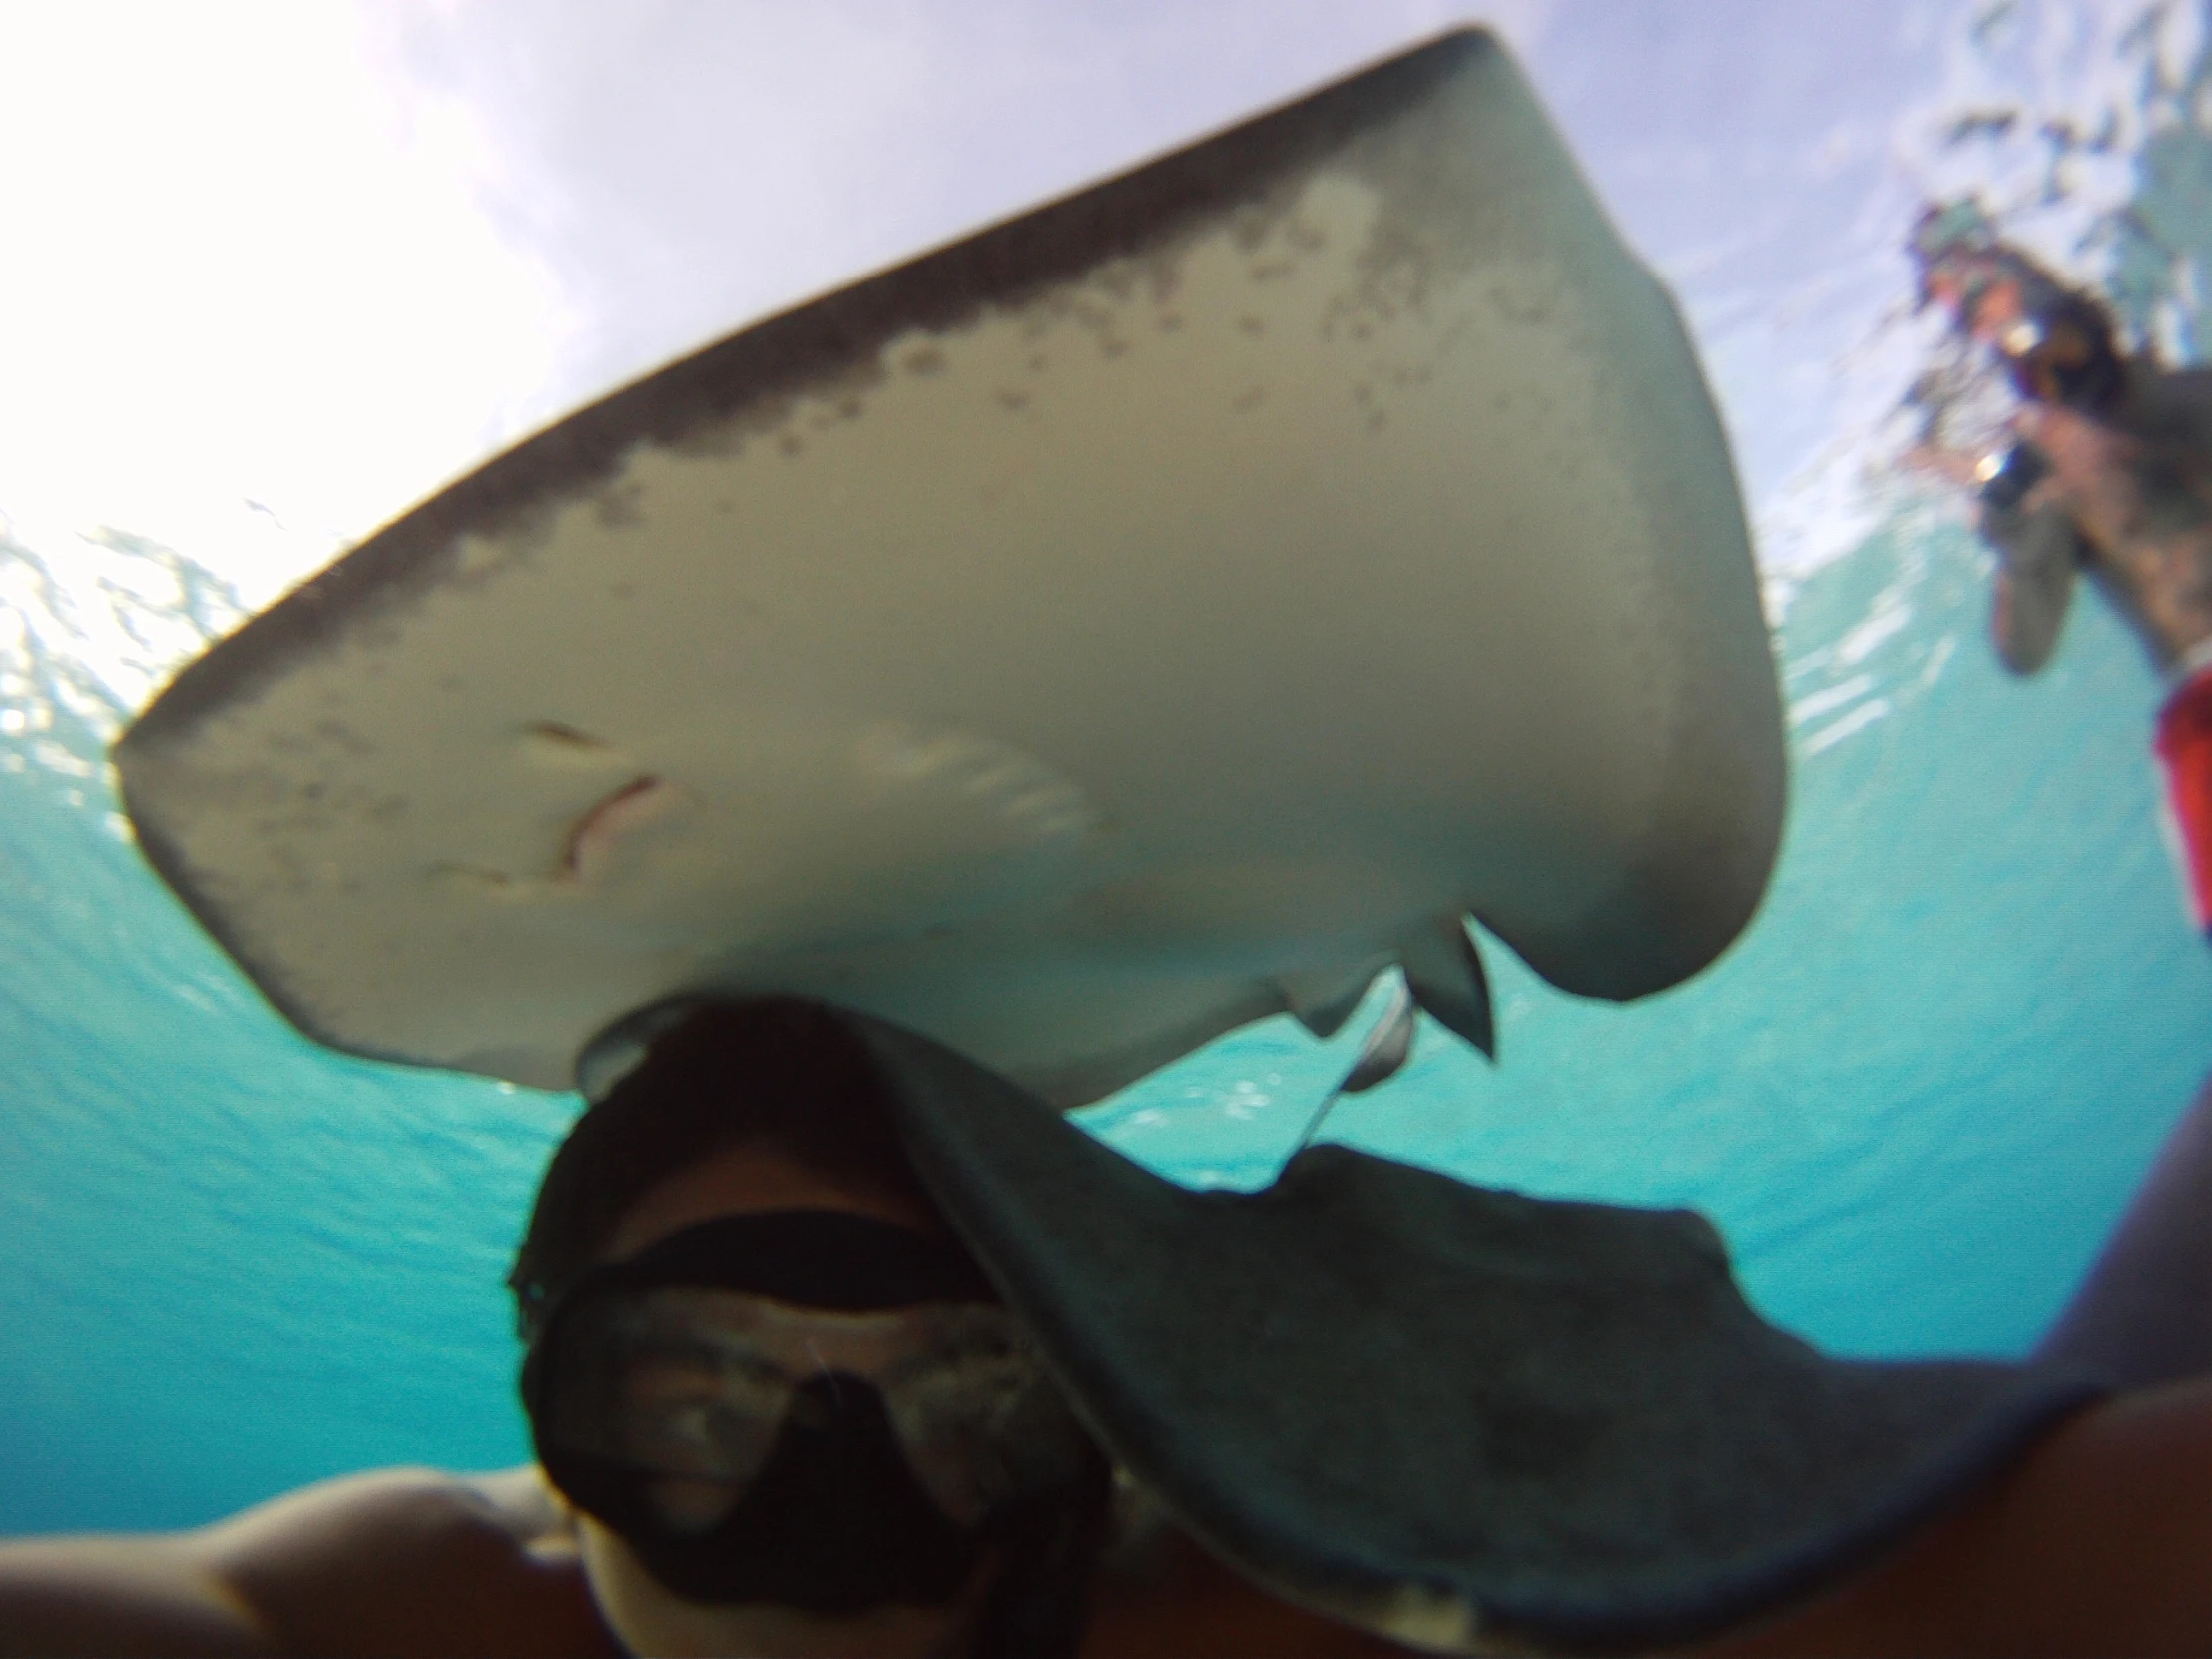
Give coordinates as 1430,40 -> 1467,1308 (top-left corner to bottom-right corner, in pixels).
604,1139 -> 946,1263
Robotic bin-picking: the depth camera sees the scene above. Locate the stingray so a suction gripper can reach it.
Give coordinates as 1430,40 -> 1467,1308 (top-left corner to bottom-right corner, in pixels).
114,29 -> 1784,1102
847,1007 -> 2103,1654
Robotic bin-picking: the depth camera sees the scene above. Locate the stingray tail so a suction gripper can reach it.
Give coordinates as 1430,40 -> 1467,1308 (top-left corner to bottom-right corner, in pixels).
1293,977 -> 1418,1152
1402,914 -> 1496,1061
1291,917 -> 1495,1153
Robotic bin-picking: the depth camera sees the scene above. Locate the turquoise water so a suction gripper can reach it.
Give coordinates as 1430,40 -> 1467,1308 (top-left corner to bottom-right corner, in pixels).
4,495 -> 2206,1535
4,0 -> 2210,1542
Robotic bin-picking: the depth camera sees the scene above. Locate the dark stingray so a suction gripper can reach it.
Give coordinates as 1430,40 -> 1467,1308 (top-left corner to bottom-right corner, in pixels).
849,1012 -> 2105,1654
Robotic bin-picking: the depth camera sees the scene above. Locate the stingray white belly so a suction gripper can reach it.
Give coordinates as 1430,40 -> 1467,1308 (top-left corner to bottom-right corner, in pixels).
114,29 -> 1785,1104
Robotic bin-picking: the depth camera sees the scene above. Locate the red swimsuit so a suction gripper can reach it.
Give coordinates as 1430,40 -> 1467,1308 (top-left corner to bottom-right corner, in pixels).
2154,665 -> 2212,935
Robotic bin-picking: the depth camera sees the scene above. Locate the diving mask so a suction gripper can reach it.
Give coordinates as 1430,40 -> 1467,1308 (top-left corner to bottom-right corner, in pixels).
521,1210 -> 1102,1612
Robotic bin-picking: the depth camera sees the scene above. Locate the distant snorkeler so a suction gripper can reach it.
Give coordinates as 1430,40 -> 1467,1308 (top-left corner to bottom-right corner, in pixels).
1910,196 -> 2212,940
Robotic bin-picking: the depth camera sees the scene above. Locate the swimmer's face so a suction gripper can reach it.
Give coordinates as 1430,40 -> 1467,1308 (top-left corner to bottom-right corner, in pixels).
567,1140 -> 994,1658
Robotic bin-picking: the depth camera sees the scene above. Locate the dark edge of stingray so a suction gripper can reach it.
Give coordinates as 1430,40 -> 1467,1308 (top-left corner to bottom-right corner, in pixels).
108,29 -> 1494,1080
111,789 -> 444,1082
850,1011 -> 2107,1654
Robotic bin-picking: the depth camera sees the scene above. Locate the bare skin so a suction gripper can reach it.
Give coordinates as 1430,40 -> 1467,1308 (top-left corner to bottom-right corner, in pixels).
1983,370 -> 2212,678
3,1138 -> 2206,1656
0,1466 -> 618,1658
1922,246 -> 2212,679
1676,1376 -> 2212,1659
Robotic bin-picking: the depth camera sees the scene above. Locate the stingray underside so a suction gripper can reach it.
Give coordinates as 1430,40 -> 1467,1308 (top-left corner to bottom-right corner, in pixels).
114,29 -> 1784,1103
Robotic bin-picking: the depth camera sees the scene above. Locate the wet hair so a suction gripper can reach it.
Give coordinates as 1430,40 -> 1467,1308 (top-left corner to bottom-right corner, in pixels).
508,996 -> 936,1340
2004,289 -> 2125,410
1913,228 -> 2128,411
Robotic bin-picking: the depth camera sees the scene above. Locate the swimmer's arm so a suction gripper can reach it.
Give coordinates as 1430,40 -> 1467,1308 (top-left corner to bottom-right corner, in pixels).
1676,1377 -> 2212,1658
2136,364 -> 2212,454
1980,490 -> 2081,675
0,1532 -> 270,1657
0,1465 -> 618,1658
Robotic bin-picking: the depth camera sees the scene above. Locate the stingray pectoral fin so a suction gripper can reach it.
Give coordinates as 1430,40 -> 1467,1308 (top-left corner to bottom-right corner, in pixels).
1337,979 -> 1418,1095
854,1009 -> 2109,1655
111,28 -> 1784,1099
1400,915 -> 1495,1061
